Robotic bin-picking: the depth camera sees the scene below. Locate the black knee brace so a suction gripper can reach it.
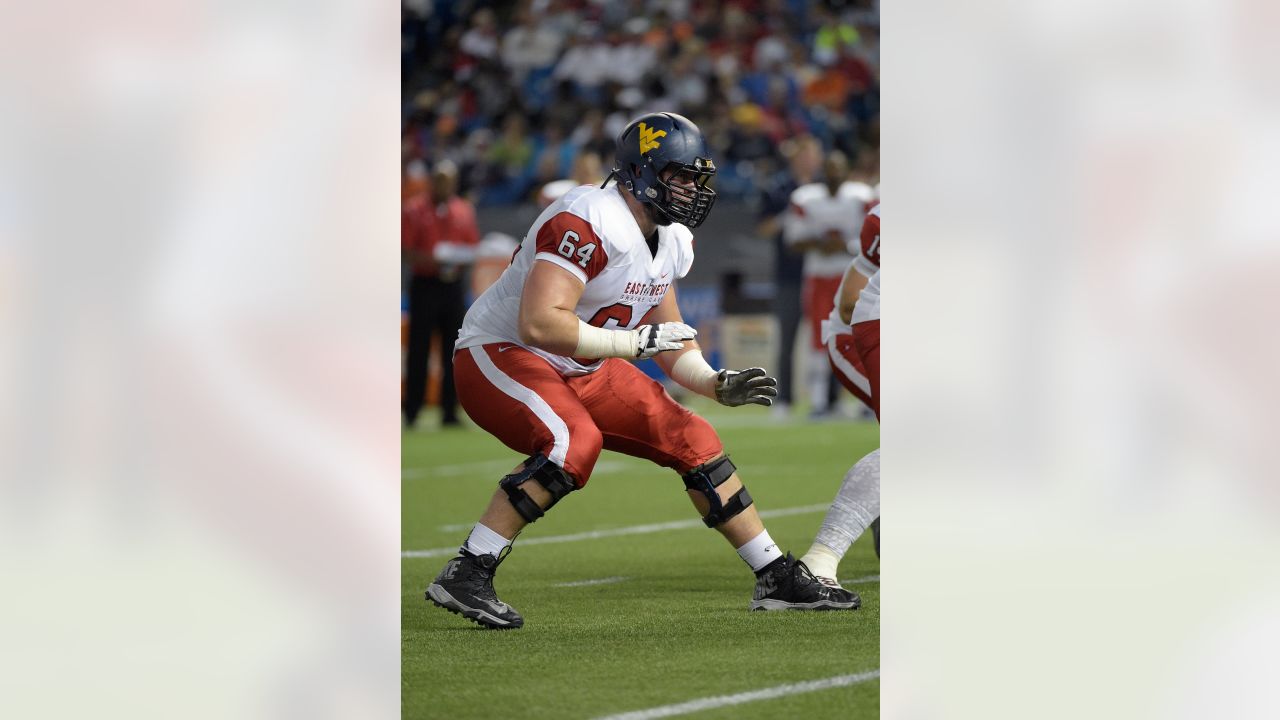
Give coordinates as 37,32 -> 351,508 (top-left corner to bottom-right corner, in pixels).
682,456 -> 753,528
499,454 -> 577,523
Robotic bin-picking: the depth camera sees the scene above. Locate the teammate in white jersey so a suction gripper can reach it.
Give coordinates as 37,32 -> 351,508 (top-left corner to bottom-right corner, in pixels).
801,204 -> 882,587
822,202 -> 878,410
427,112 -> 860,629
783,151 -> 874,417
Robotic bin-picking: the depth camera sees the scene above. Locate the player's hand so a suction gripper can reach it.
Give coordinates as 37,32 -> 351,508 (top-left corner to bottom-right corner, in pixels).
714,367 -> 778,407
635,322 -> 697,359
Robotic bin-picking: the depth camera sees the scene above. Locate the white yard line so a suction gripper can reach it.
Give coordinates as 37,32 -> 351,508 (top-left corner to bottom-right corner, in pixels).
404,458 -> 637,480
842,574 -> 880,585
592,670 -> 880,720
437,523 -> 474,533
402,504 -> 829,558
551,576 -> 629,588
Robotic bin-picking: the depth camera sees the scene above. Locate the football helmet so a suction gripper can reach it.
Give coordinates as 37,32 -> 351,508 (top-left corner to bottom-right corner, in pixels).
611,112 -> 717,228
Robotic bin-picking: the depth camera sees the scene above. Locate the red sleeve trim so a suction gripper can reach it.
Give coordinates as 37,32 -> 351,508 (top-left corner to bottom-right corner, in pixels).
859,211 -> 881,268
535,212 -> 610,281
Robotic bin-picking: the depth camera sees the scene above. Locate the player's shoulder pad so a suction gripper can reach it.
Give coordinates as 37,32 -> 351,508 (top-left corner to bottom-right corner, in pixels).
837,181 -> 875,203
789,182 -> 827,205
560,185 -> 633,254
666,223 -> 695,279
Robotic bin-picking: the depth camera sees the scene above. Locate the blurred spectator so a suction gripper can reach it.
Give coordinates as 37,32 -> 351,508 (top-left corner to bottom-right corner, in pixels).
401,0 -> 880,237
483,114 -> 536,206
501,7 -> 564,91
402,161 -> 480,429
812,7 -> 861,67
538,151 -> 606,208
458,8 -> 500,63
569,109 -> 616,161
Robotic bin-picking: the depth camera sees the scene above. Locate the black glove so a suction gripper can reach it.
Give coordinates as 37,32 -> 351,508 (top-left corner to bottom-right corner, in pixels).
714,367 -> 778,407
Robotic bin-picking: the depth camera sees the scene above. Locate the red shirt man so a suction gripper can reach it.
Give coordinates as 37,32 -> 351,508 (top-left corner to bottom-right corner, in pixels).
402,190 -> 480,282
402,161 -> 480,428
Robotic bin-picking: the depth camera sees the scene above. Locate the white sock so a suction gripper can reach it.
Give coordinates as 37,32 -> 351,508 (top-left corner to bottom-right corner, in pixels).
463,522 -> 511,557
799,542 -> 841,580
736,530 -> 783,572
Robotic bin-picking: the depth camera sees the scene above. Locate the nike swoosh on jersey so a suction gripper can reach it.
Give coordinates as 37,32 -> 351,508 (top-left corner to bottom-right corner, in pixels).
497,345 -> 516,352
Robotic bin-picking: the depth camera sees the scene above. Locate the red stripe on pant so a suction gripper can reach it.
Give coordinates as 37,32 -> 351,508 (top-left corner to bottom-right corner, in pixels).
852,320 -> 879,420
828,331 -> 875,413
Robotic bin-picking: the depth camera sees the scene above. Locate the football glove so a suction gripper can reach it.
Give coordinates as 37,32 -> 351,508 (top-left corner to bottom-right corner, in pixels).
635,322 -> 697,359
714,367 -> 778,407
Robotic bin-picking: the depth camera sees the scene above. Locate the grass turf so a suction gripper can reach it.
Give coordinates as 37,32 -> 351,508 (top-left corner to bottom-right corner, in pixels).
403,399 -> 879,719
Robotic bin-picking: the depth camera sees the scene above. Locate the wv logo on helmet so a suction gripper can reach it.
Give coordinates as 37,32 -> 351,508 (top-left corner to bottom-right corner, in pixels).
638,122 -> 667,153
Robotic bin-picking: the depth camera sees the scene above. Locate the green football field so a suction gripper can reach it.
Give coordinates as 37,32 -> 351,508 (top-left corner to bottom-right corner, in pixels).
403,400 -> 880,719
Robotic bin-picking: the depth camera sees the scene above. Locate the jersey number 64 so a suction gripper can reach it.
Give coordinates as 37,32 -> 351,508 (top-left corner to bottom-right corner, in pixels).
557,230 -> 597,269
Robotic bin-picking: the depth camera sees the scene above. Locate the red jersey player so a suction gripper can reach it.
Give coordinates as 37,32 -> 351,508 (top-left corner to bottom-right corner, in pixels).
801,204 -> 882,586
822,201 -> 879,415
426,113 -> 860,629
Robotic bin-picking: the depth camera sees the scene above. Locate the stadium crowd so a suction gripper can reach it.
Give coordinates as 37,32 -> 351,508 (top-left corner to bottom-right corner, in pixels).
401,0 -> 879,207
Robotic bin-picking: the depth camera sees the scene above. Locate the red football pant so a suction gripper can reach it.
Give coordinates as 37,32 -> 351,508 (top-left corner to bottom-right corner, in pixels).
827,330 -> 875,414
852,319 -> 879,420
453,344 -> 725,485
802,275 -> 843,351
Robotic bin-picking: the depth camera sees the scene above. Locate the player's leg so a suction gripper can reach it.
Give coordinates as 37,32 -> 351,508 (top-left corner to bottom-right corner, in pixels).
799,317 -> 883,583
828,331 -> 874,414
402,276 -> 433,427
854,318 -> 881,555
578,360 -> 859,611
804,275 -> 840,417
773,278 -> 803,416
426,344 -> 602,629
853,319 -> 880,420
437,281 -> 466,426
800,448 -> 880,584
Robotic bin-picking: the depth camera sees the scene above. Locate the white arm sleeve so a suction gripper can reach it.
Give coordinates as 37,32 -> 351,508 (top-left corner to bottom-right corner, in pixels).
669,350 -> 719,399
573,320 -> 639,359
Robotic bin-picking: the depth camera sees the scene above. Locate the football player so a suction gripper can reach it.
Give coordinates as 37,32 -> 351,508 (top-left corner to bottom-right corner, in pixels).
425,113 -> 860,629
800,204 -> 882,587
782,152 -> 874,418
822,202 -> 878,412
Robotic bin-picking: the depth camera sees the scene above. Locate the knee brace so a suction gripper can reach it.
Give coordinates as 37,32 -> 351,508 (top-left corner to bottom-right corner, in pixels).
682,456 -> 753,528
499,454 -> 577,523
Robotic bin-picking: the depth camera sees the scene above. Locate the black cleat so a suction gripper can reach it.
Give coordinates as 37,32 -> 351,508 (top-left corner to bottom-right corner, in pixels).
749,553 -> 861,611
426,548 -> 524,629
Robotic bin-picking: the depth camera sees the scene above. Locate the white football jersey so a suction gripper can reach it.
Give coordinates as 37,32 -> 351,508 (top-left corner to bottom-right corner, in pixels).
822,202 -> 881,343
783,180 -> 873,278
455,184 -> 695,376
853,202 -> 880,279
851,269 -> 880,325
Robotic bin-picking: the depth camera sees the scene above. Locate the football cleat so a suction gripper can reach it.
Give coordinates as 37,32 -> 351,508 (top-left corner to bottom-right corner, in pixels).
426,548 -> 524,629
750,553 -> 861,611
813,574 -> 844,590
